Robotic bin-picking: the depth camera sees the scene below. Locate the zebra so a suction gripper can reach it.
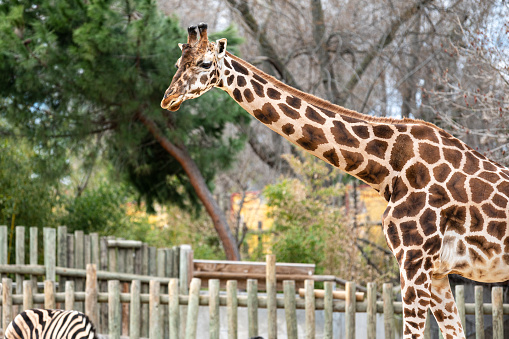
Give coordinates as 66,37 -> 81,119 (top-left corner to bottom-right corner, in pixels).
4,309 -> 96,338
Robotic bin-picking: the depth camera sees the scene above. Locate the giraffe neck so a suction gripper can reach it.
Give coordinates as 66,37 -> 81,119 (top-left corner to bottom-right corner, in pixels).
218,52 -> 430,198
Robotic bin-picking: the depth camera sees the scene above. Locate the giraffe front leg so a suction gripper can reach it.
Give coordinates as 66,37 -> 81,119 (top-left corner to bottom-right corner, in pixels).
400,268 -> 432,338
429,276 -> 466,339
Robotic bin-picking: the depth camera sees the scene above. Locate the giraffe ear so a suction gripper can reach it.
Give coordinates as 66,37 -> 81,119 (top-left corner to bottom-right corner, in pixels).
178,43 -> 183,51
215,38 -> 227,59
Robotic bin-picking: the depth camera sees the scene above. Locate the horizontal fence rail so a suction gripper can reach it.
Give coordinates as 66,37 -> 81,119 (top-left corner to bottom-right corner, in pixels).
0,263 -> 507,339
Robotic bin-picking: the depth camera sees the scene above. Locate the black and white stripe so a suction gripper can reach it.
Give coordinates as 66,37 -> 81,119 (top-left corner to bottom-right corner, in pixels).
5,309 -> 96,338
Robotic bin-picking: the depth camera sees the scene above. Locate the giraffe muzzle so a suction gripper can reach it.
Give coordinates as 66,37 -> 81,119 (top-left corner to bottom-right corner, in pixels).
161,92 -> 183,111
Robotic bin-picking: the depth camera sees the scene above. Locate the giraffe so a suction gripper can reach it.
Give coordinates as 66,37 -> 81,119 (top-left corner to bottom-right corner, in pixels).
160,23 -> 509,338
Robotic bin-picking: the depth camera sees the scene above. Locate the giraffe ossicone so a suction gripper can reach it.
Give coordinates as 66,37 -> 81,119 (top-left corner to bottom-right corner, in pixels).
161,23 -> 509,339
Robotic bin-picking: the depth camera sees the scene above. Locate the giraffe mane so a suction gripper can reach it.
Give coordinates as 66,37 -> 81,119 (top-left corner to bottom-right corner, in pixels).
226,52 -> 441,130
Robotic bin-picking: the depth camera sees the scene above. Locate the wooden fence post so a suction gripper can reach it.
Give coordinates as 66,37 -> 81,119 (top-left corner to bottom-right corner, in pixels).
44,228 -> 56,282
209,279 -> 220,339
492,286 -> 503,339
186,278 -> 202,339
100,236 -> 109,334
130,280 -> 141,339
475,285 -> 484,339
30,227 -> 38,293
141,244 -> 149,338
247,279 -> 259,338
455,284 -> 466,331
109,280 -> 121,339
85,264 -> 98,326
179,245 -> 192,294
23,280 -> 33,310
2,278 -> 12,331
283,280 -> 298,339
324,281 -> 334,339
345,281 -> 356,339
0,226 -> 7,285
367,282 -> 377,339
157,248 -> 166,277
149,280 -> 161,339
227,280 -> 238,339
57,226 -> 67,265
44,280 -> 56,309
305,279 -> 315,339
90,233 -> 100,266
65,280 -> 75,311
15,226 -> 25,295
267,254 -> 277,339
169,278 -> 180,339
84,234 -> 91,266
383,283 -> 394,339
75,230 -> 85,312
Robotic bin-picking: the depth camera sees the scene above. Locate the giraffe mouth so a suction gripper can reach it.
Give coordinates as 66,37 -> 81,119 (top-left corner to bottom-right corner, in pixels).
168,102 -> 181,111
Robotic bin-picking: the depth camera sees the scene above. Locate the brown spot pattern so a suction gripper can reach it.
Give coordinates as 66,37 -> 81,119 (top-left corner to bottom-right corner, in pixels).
440,205 -> 466,235
352,126 -> 369,139
365,140 -> 388,159
466,236 -> 501,257
286,95 -> 301,109
463,152 -> 480,175
277,103 -> 300,119
386,221 -> 400,249
296,124 -> 328,151
267,88 -> 281,100
231,60 -> 249,75
410,125 -> 439,143
420,209 -> 437,236
356,160 -> 390,185
244,89 -> 254,103
390,134 -> 414,171
400,221 -> 423,246
393,192 -> 427,218
443,148 -> 463,169
429,184 -> 450,208
446,172 -> 468,203
373,125 -> 394,139
252,73 -> 267,84
482,203 -> 506,219
232,88 -> 242,102
406,162 -> 431,189
282,123 -> 295,136
323,149 -> 340,167
404,249 -> 423,280
227,75 -> 234,86
341,150 -> 364,171
331,120 -> 360,148
470,178 -> 494,203
253,103 -> 279,125
434,164 -> 452,183
469,206 -> 484,232
251,80 -> 264,97
305,106 -> 326,124
487,221 -> 505,240
423,235 -> 441,255
237,76 -> 247,87
419,143 -> 440,164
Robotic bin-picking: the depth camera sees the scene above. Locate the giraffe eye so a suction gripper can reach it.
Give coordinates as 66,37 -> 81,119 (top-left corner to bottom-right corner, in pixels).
200,61 -> 212,69
175,64 -> 179,69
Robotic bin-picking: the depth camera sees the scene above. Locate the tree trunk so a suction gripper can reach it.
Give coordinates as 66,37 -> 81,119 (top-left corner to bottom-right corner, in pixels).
137,113 -> 241,261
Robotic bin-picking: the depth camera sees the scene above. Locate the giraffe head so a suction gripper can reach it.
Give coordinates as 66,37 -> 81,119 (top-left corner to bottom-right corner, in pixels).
161,23 -> 227,111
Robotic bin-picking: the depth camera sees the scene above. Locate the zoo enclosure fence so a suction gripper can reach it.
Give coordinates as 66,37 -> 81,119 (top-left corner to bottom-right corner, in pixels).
0,226 -> 507,338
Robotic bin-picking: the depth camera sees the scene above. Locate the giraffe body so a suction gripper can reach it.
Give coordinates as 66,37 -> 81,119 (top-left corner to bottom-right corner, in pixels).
161,23 -> 509,338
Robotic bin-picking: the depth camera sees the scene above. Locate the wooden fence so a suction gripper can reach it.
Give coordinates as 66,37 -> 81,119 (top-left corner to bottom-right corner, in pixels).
0,262 -> 508,338
0,226 -> 507,338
